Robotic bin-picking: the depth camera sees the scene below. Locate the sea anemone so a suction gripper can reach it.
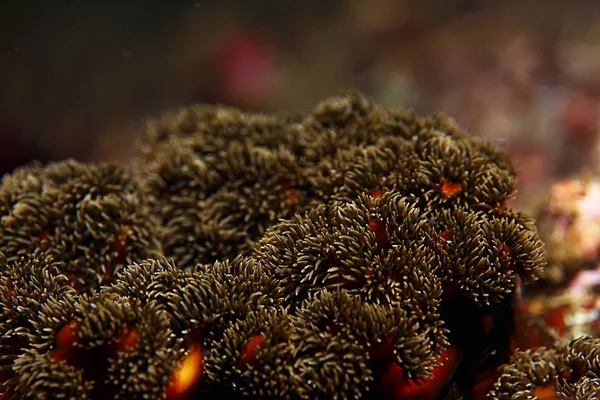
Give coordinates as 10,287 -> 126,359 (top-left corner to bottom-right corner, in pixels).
489,336 -> 600,400
0,161 -> 161,292
0,90 -> 549,399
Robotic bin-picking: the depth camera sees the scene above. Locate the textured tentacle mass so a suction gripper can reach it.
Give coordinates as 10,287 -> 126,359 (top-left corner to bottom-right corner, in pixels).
0,91 -> 553,399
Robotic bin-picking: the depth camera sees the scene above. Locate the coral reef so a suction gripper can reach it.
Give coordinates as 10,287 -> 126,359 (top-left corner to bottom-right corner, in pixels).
536,178 -> 600,285
521,178 -> 600,342
0,90 -> 571,399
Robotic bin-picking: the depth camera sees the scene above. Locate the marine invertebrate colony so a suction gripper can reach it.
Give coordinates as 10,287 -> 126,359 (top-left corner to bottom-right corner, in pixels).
488,336 -> 600,399
0,90 -> 585,399
0,160 -> 161,292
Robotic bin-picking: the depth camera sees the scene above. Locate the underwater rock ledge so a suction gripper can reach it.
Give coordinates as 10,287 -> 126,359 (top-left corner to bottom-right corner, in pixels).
0,90 -> 590,399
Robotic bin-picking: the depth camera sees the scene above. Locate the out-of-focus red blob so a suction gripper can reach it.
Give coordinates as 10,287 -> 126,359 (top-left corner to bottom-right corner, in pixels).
238,334 -> 265,369
368,335 -> 395,363
51,320 -> 79,362
542,304 -> 569,337
375,346 -> 462,400
370,188 -> 384,199
116,326 -> 141,352
166,344 -> 204,400
369,218 -> 392,251
216,32 -> 278,109
440,179 -> 462,198
55,321 -> 79,349
532,384 -> 560,399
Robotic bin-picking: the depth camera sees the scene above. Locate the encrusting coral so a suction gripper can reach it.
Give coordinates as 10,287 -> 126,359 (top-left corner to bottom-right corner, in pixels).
0,90 -> 578,399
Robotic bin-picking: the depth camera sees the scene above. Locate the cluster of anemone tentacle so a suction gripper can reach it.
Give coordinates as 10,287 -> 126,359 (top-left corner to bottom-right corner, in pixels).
489,336 -> 600,400
0,90 -> 566,399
